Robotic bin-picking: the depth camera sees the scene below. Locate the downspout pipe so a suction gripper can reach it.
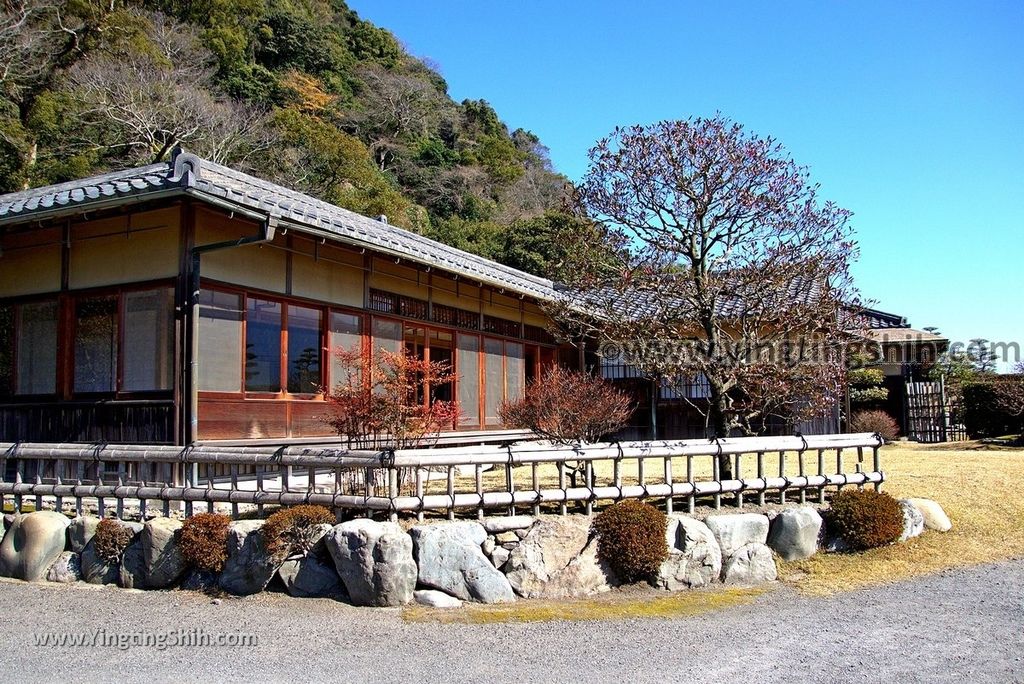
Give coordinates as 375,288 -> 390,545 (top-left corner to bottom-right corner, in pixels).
184,216 -> 278,445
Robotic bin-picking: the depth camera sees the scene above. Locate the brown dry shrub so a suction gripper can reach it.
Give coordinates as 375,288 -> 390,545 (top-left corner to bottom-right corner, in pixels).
261,505 -> 335,562
827,489 -> 904,551
92,518 -> 134,564
179,513 -> 231,573
850,410 -> 900,442
592,500 -> 668,584
499,366 -> 633,443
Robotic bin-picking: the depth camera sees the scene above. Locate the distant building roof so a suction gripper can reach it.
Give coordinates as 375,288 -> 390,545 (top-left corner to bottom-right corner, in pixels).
865,327 -> 947,344
861,308 -> 909,329
0,151 -> 557,301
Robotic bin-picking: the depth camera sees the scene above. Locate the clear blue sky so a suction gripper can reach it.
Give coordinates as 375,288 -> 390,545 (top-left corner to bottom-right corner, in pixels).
349,0 -> 1023,369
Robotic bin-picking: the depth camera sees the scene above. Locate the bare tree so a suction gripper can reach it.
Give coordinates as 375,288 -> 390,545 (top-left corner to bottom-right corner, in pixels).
0,0 -> 88,184
66,11 -> 274,167
550,115 -> 861,474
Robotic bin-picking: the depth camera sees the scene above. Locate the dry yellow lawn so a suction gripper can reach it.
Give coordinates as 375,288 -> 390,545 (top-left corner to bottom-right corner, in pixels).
786,441 -> 1024,595
406,441 -> 1024,623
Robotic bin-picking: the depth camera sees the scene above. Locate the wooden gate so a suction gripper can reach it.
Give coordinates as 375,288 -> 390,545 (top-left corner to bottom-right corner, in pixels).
905,378 -> 968,442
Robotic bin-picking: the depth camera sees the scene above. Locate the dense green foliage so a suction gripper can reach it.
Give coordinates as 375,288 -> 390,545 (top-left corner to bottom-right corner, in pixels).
0,0 -> 577,276
826,489 -> 904,551
179,512 -> 231,572
592,500 -> 668,584
961,377 -> 1024,438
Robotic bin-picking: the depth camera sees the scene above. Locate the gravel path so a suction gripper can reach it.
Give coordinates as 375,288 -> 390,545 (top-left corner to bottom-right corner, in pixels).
1,560 -> 1022,683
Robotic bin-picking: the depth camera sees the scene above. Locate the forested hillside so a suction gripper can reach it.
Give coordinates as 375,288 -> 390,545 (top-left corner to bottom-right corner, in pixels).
0,0 -> 581,275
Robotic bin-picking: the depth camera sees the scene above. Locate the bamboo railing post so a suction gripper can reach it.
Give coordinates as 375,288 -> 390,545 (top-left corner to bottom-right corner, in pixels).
96,461 -> 106,518
446,465 -> 455,521
798,449 -> 806,505
388,465 -> 400,523
835,448 -> 844,493
115,461 -> 126,519
664,457 -> 673,514
182,460 -> 193,518
256,466 -> 266,518
531,462 -> 540,516
817,449 -> 826,504
505,459 -> 515,517
415,468 -> 425,523
637,456 -> 646,492
756,451 -> 765,506
712,454 -> 721,510
558,461 -> 567,516
35,458 -> 44,512
13,459 -> 22,514
873,444 -> 882,492
230,464 -> 240,519
475,464 -> 484,519
613,457 -> 623,501
75,460 -> 85,516
778,450 -> 787,505
735,452 -> 743,508
686,454 -> 695,514
584,461 -> 594,516
856,446 -> 865,489
54,458 -> 64,514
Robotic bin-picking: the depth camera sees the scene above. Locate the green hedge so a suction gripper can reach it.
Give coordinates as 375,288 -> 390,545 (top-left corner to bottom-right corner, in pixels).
961,377 -> 1024,438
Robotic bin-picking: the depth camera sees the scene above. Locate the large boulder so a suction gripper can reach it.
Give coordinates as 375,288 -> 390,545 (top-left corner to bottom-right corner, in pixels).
481,516 -> 535,534
0,511 -> 72,581
414,589 -> 462,608
142,517 -> 186,589
66,516 -> 100,555
658,515 -> 722,590
410,522 -> 515,604
219,520 -> 280,596
705,514 -> 770,559
118,539 -> 147,589
907,498 -> 952,532
504,516 -> 615,599
721,542 -> 777,585
766,508 -> 822,561
46,551 -> 81,583
898,500 -> 925,541
80,520 -> 143,585
326,519 -> 416,607
276,523 -> 342,599
278,554 -> 344,599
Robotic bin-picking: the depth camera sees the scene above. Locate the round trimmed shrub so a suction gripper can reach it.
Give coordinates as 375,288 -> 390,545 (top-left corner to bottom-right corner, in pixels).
179,513 -> 231,573
93,518 -> 134,564
850,410 -> 900,442
827,489 -> 904,550
592,500 -> 668,584
261,505 -> 335,562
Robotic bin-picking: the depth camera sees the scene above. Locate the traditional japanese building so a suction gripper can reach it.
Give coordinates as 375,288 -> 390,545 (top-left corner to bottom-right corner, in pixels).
0,150 -> 566,445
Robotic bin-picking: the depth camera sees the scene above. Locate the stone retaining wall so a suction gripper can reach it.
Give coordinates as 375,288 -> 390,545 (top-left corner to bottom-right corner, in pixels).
0,498 -> 952,608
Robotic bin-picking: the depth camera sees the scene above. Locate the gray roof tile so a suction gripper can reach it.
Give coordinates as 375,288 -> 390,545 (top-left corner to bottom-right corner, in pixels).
0,155 -> 557,300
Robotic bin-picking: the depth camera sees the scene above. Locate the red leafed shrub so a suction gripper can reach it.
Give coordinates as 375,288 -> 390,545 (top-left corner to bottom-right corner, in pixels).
850,410 -> 900,442
261,505 -> 335,562
323,346 -> 459,449
499,366 -> 633,443
592,500 -> 668,584
826,489 -> 904,551
179,513 -> 231,573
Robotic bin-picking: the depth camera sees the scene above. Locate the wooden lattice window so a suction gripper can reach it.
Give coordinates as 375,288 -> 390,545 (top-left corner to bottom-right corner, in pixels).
483,315 -> 521,338
432,304 -> 480,330
523,324 -> 555,345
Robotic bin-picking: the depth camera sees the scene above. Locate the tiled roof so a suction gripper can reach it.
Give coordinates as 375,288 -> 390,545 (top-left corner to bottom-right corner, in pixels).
865,327 -> 947,344
0,152 -> 558,301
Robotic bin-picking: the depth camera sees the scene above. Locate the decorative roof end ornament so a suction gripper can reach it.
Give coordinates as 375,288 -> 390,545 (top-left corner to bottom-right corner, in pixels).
170,146 -> 202,188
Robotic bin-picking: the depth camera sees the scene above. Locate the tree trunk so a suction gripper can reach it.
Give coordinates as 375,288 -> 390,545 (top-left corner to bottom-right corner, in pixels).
708,383 -> 734,480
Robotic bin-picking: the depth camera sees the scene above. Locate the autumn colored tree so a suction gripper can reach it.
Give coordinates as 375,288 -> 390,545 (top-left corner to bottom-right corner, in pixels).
323,346 -> 459,450
498,366 -> 633,444
550,115 -> 861,476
